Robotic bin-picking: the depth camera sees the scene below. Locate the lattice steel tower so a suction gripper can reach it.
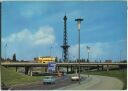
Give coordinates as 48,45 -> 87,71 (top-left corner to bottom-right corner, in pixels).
61,15 -> 70,62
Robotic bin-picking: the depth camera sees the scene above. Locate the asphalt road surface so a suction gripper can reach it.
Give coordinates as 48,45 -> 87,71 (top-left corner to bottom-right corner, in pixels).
10,75 -> 78,90
57,75 -> 123,90
10,74 -> 123,90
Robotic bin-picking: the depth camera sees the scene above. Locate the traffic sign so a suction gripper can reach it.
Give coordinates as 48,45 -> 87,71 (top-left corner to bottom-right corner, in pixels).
48,62 -> 56,72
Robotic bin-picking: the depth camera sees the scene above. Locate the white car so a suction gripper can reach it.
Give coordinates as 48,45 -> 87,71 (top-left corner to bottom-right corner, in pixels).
71,74 -> 80,81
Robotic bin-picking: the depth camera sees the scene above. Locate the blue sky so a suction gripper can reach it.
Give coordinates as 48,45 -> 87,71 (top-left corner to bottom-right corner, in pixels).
1,1 -> 127,61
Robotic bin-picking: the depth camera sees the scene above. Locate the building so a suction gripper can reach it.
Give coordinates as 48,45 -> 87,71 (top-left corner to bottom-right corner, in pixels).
34,56 -> 56,63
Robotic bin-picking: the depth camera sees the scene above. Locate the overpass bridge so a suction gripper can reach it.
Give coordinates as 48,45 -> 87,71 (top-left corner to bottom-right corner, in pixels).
1,62 -> 127,76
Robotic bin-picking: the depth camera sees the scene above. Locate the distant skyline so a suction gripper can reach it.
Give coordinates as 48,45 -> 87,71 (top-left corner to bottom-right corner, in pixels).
1,1 -> 127,61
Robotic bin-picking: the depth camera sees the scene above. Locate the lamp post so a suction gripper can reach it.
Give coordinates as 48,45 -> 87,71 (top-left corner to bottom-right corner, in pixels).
75,17 -> 83,84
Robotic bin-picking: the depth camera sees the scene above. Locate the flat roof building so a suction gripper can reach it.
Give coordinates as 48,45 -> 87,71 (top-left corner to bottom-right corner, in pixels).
34,56 -> 55,63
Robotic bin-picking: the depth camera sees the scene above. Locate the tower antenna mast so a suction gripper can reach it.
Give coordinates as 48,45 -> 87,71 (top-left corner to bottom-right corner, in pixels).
61,14 -> 70,62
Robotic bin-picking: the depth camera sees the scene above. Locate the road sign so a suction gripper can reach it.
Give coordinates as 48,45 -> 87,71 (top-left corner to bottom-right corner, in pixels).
48,62 -> 56,72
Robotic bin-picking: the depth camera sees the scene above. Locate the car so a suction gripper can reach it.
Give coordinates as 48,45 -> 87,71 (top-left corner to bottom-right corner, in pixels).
71,74 -> 81,81
53,71 -> 64,77
56,71 -> 63,77
43,76 -> 56,84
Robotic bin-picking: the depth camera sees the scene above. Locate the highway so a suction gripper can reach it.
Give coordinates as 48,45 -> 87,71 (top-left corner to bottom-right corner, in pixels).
9,74 -> 123,90
10,75 -> 77,90
57,75 -> 123,90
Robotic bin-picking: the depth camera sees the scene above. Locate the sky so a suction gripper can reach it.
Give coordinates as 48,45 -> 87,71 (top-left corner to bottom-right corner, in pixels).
1,1 -> 127,62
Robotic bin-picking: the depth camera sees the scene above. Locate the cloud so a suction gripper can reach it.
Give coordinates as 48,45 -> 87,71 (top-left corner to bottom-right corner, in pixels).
20,5 -> 45,18
2,26 -> 55,46
69,42 -> 105,59
2,26 -> 55,60
33,27 -> 55,45
69,40 -> 126,61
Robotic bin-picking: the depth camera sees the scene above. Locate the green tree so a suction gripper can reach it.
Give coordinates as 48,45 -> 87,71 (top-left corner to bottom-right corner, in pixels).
55,57 -> 58,63
13,53 -> 16,62
59,59 -> 62,63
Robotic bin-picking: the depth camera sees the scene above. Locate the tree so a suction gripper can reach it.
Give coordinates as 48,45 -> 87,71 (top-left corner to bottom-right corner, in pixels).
87,59 -> 89,63
55,57 -> 58,63
59,59 -> 62,63
13,53 -> 16,62
34,58 -> 37,60
21,60 -> 24,62
7,58 -> 11,62
1,57 -> 5,62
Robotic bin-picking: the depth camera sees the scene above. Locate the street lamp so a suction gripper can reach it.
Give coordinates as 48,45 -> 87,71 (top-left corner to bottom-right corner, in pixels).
75,17 -> 83,84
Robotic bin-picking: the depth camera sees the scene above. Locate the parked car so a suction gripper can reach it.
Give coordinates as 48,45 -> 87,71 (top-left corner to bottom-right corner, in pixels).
71,74 -> 81,81
43,76 -> 56,84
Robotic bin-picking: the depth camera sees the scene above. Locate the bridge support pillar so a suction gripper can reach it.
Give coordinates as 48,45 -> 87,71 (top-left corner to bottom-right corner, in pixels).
57,66 -> 60,71
25,67 -> 29,75
45,67 -> 47,72
29,67 -> 33,76
55,66 -> 57,72
102,65 -> 104,71
67,66 -> 69,73
73,66 -> 75,72
80,66 -> 81,72
75,66 -> 77,74
16,67 -> 18,72
82,66 -> 84,72
71,66 -> 73,72
107,65 -> 109,72
77,66 -> 79,73
97,65 -> 99,71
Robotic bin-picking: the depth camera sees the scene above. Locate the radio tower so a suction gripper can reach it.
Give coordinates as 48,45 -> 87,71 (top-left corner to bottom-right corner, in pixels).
61,14 -> 70,62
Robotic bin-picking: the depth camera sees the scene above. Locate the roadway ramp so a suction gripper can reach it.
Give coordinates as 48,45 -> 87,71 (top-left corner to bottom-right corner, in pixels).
57,75 -> 123,90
